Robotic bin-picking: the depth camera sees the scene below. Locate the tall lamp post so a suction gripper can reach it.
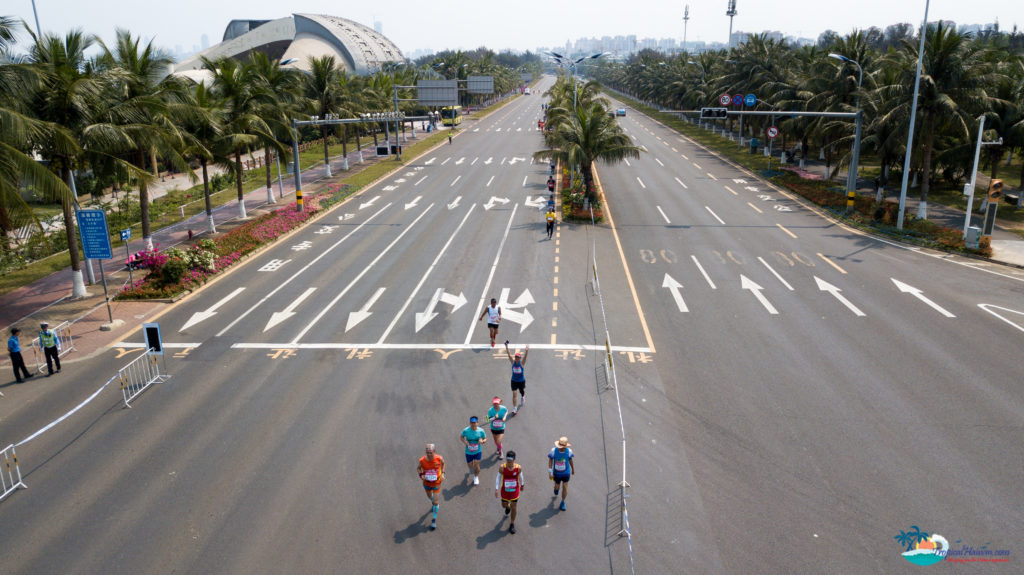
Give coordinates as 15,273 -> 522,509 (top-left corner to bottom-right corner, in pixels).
549,52 -> 605,191
829,53 -> 863,211
897,0 -> 930,230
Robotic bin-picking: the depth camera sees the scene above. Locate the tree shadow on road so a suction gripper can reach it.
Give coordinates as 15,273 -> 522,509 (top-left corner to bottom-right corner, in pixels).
475,517 -> 509,549
393,510 -> 431,544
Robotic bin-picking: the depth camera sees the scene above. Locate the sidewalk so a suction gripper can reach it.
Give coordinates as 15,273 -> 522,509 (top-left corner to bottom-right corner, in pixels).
0,133 -> 427,369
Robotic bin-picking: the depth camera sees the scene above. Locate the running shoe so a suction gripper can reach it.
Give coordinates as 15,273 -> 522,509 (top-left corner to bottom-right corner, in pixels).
473,475 -> 479,485
430,519 -> 437,530
509,524 -> 516,534
559,500 -> 566,511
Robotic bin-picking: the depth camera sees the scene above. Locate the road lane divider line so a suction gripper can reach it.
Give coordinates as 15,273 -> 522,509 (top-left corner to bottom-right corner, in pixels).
776,223 -> 798,238
693,162 -> 702,170
817,253 -> 847,274
705,206 -> 726,225
747,202 -> 763,213
464,203 -> 520,345
655,158 -> 664,167
707,173 -> 717,181
691,255 -> 717,289
675,177 -> 688,189
292,204 -> 435,344
216,204 -> 393,337
636,177 -> 646,189
656,206 -> 671,224
724,185 -> 738,196
758,257 -> 794,290
450,175 -> 461,187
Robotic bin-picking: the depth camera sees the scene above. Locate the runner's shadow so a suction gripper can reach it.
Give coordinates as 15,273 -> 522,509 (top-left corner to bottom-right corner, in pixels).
393,510 -> 430,543
443,478 -> 472,501
528,499 -> 560,528
475,517 -> 509,549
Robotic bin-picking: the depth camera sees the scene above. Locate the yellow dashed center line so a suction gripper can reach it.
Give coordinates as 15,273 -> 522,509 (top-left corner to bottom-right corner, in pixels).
693,163 -> 702,170
747,202 -> 763,213
776,223 -> 798,238
681,154 -> 689,160
817,253 -> 847,274
724,185 -> 738,195
707,173 -> 718,181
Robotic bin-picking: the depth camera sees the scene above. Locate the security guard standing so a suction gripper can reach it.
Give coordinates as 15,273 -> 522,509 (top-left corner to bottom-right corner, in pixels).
38,322 -> 61,376
7,327 -> 32,383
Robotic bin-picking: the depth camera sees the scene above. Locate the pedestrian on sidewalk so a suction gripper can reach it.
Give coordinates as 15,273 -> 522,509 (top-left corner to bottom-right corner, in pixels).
8,328 -> 32,383
38,322 -> 61,376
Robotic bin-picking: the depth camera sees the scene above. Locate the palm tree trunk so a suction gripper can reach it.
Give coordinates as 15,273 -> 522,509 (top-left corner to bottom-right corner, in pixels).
235,150 -> 247,219
322,126 -> 332,178
265,146 -> 275,204
60,164 -> 87,298
918,121 -> 935,219
356,129 -> 363,164
137,150 -> 153,250
202,159 -> 215,234
342,125 -> 349,170
989,149 -> 1000,181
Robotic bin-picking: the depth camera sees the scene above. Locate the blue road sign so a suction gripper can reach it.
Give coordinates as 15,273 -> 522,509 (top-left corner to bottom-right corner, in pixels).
733,94 -> 744,106
120,228 -> 131,242
76,209 -> 112,260
745,94 -> 757,107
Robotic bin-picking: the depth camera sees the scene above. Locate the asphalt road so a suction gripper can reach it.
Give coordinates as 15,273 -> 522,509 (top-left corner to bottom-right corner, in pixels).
1,77 -> 1022,574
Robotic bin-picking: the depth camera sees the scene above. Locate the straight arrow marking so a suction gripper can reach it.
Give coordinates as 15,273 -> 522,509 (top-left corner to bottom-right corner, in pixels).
346,287 -> 386,332
264,287 -> 317,332
181,287 -> 245,331
892,279 -> 955,317
662,274 -> 689,312
814,277 -> 865,317
740,275 -> 778,314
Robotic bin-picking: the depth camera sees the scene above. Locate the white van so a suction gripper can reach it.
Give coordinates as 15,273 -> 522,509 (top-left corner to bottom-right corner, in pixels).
524,88 -> 531,95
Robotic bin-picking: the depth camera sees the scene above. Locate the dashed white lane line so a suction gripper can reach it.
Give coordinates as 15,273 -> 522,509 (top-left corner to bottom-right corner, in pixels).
656,206 -> 671,224
705,206 -> 725,225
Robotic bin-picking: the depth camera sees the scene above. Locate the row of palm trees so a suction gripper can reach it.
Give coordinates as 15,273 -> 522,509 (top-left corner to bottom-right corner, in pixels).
0,18 -> 539,296
589,24 -> 1024,218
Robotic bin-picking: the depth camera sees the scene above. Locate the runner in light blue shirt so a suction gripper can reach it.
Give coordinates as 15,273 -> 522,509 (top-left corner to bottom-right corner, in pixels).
460,416 -> 487,485
487,397 -> 509,459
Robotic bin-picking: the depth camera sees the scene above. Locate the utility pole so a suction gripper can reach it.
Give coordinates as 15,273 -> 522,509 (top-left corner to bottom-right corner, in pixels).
726,0 -> 738,48
683,4 -> 690,50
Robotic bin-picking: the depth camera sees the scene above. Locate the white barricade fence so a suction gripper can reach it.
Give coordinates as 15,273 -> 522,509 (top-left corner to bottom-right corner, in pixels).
31,320 -> 75,374
0,444 -> 27,503
119,349 -> 170,407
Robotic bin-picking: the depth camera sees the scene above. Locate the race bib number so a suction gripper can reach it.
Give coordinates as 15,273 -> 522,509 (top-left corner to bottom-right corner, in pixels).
424,470 -> 438,482
492,419 -> 505,430
512,365 -> 523,376
468,443 -> 480,453
554,460 -> 567,472
504,479 -> 518,492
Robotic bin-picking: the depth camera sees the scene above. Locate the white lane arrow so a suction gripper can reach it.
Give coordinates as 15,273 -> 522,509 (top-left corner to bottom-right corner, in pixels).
425,158 -> 436,165
509,157 -> 525,165
484,196 -> 511,210
498,288 -> 534,332
485,157 -> 493,165
338,213 -> 355,220
405,196 -> 422,210
448,196 -> 462,210
415,288 -> 468,332
740,275 -> 778,315
814,277 -> 865,317
359,195 -> 380,210
891,279 -> 956,317
264,287 -> 316,332
181,287 -> 245,331
525,195 -> 546,208
345,287 -> 386,332
662,274 -> 689,312
455,157 -> 465,165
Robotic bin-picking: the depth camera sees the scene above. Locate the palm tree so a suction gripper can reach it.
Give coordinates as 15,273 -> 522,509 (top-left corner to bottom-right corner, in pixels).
177,81 -> 224,233
894,530 -> 913,552
204,56 -> 275,219
249,52 -> 299,204
303,55 -> 345,177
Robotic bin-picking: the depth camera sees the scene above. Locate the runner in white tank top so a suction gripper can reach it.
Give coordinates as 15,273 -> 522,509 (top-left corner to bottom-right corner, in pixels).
478,297 -> 501,347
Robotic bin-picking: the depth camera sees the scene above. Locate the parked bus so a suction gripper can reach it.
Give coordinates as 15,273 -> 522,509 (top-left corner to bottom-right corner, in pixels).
440,105 -> 463,126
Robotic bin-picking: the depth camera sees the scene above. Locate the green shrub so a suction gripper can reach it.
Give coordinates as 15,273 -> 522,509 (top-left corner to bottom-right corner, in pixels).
160,257 -> 187,285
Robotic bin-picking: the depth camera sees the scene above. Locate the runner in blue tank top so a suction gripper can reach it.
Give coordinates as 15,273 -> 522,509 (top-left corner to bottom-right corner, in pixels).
486,397 -> 509,459
505,340 -> 529,414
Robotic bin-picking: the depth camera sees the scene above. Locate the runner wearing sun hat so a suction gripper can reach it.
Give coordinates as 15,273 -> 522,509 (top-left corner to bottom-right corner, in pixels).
486,397 -> 509,459
548,436 -> 575,511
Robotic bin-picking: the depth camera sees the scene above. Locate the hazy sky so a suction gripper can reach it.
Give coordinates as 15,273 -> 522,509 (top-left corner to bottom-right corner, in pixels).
5,0 -> 1018,57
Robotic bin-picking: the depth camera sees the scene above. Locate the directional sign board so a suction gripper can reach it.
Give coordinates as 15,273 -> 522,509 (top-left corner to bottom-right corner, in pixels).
416,80 -> 458,106
466,75 -> 494,94
767,126 -> 779,139
701,107 -> 729,119
120,228 -> 131,242
76,209 -> 112,260
745,93 -> 757,107
719,93 -> 731,106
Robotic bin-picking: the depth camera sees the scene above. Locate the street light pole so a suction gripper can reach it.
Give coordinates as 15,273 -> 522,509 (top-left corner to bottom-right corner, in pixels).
829,53 -> 863,210
897,0 -> 930,230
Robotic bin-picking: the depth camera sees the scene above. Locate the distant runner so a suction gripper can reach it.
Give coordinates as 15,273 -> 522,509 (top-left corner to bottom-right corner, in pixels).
478,298 -> 501,347
545,208 -> 556,240
548,436 -> 575,511
460,416 -> 487,485
495,450 -> 525,534
487,396 -> 509,459
505,341 -> 529,414
417,443 -> 446,529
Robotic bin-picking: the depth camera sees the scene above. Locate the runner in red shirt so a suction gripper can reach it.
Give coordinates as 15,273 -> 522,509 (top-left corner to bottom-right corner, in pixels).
494,450 -> 525,534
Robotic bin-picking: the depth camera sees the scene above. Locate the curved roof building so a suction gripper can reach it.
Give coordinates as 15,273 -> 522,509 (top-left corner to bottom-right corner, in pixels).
174,14 -> 404,81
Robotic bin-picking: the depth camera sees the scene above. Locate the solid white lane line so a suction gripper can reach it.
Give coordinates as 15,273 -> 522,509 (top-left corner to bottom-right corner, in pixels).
656,206 -> 671,223
291,204 -> 435,343
216,204 -> 393,337
705,206 -> 725,225
464,203 -> 520,345
691,255 -> 716,289
758,257 -> 794,290
378,205 -> 477,343
231,342 -> 654,352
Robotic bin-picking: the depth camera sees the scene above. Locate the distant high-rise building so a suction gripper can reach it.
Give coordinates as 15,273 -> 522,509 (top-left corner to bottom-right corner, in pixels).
374,21 -> 382,34
201,34 -> 209,50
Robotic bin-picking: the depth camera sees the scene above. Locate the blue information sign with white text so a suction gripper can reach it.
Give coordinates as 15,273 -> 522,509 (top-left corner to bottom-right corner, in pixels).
76,209 -> 112,260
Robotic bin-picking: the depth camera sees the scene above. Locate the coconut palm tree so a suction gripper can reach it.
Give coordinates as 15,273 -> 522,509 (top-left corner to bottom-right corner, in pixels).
303,55 -> 345,177
177,81 -> 224,233
249,52 -> 299,203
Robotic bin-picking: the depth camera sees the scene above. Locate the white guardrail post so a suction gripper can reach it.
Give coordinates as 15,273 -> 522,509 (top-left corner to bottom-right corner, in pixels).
0,444 -> 27,502
119,350 -> 171,408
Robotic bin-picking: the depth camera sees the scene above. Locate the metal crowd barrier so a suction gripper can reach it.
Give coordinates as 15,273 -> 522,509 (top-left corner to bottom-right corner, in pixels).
0,444 -> 27,503
119,349 -> 170,408
30,320 -> 75,374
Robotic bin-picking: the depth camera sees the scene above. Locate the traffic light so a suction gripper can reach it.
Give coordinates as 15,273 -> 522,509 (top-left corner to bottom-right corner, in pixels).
700,107 -> 728,119
987,179 -> 1003,202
